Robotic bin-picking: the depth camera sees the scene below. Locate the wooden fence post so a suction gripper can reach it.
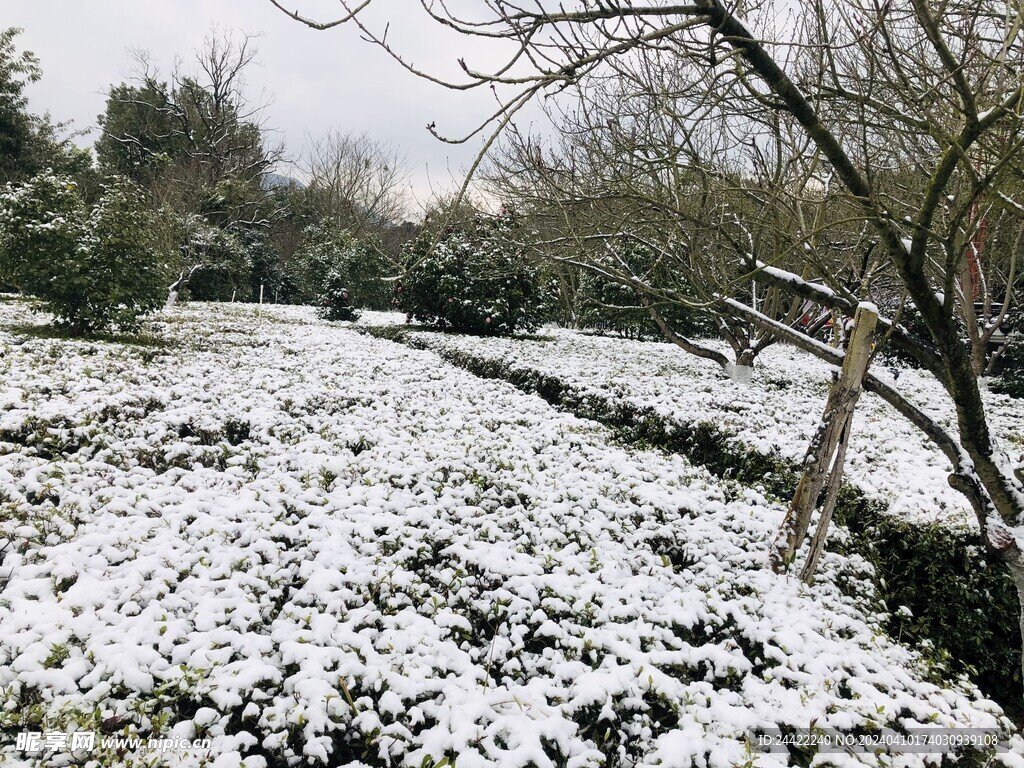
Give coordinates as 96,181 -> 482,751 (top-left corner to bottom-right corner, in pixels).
769,302 -> 879,579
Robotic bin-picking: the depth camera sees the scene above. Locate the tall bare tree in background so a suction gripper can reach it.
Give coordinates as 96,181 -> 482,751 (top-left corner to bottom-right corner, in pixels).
98,30 -> 284,228
303,130 -> 409,241
272,0 -> 1024,685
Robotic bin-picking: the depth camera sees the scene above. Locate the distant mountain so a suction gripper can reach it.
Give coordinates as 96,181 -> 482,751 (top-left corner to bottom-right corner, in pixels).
262,173 -> 306,191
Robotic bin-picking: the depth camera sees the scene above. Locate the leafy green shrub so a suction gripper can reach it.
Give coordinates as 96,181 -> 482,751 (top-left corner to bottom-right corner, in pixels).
180,220 -> 250,302
846,509 -> 1022,713
0,27 -> 40,185
294,220 -> 344,302
342,238 -> 392,310
317,267 -> 359,321
0,172 -> 164,334
0,172 -> 85,290
296,221 -> 391,309
556,236 -> 715,338
992,335 -> 1024,397
244,228 -> 284,302
396,212 -> 543,335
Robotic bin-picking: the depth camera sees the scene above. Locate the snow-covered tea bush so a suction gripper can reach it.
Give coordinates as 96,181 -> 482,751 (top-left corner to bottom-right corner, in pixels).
1,300 -> 1018,768
386,322 -> 1024,709
0,172 -> 164,335
397,212 -> 543,336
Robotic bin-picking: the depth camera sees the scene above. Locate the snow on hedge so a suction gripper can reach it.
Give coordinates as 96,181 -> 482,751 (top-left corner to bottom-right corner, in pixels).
392,323 -> 1024,530
0,300 -> 1017,767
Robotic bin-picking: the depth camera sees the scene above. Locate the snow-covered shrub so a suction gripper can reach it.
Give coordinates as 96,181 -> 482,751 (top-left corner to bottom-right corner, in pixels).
993,336 -> 1024,398
79,177 -> 166,329
849,506 -> 1022,706
0,172 -> 85,291
180,222 -> 251,302
242,227 -> 283,301
554,235 -> 715,338
403,327 -> 1024,711
295,220 -> 347,301
342,237 -> 392,310
296,222 -> 391,309
0,172 -> 164,334
0,300 -> 1016,767
316,266 -> 359,321
397,212 -> 543,335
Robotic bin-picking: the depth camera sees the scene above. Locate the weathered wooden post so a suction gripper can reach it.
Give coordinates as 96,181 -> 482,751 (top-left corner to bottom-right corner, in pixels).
769,302 -> 879,580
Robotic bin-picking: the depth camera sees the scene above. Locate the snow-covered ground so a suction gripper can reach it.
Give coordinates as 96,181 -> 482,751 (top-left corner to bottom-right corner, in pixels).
381,319 -> 1024,531
0,301 -> 1019,767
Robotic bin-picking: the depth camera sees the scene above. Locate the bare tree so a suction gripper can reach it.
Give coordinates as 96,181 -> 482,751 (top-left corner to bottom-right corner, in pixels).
302,130 -> 409,240
271,0 -> 1024,684
98,29 -> 292,303
483,69 -> 838,376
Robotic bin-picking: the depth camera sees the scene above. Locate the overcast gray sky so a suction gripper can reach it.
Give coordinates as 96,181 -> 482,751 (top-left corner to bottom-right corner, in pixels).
5,0 -> 536,214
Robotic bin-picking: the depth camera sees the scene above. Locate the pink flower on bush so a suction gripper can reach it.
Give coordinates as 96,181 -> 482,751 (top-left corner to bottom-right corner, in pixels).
485,316 -> 491,324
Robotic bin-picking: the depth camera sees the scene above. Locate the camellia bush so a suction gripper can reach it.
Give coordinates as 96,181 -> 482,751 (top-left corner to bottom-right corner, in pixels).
0,172 -> 85,298
396,212 -> 543,336
297,221 -> 392,309
574,269 -> 715,340
0,172 -> 165,335
316,266 -> 359,321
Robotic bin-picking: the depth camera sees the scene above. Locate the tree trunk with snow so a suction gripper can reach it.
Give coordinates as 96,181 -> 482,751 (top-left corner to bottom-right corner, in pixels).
165,265 -> 200,311
727,347 -> 758,384
165,285 -> 182,311
650,307 -> 769,384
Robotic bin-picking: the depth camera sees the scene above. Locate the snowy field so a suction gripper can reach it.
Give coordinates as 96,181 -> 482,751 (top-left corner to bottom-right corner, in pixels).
0,300 -> 1020,767
384,319 -> 1024,531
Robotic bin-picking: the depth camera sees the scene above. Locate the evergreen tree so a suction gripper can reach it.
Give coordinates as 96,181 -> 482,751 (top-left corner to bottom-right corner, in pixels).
397,212 -> 543,336
0,28 -> 39,184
